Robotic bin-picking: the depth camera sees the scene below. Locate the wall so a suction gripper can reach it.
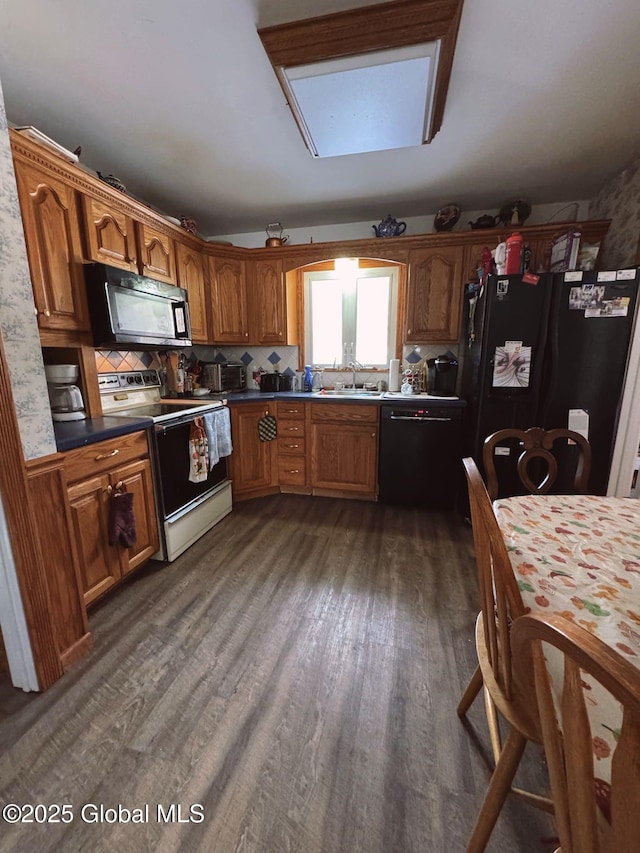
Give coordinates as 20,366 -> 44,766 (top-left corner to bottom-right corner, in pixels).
0,82 -> 56,461
210,201 -> 590,248
589,157 -> 640,269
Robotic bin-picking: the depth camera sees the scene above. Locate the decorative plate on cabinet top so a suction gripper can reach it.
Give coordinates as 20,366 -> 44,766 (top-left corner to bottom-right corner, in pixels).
97,171 -> 127,193
433,204 -> 460,232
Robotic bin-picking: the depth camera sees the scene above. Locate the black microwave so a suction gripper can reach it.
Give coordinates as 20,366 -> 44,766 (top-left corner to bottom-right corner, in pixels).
85,263 -> 192,349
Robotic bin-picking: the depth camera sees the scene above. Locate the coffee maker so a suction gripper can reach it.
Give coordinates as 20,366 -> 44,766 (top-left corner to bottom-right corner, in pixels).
426,355 -> 458,396
45,364 -> 87,421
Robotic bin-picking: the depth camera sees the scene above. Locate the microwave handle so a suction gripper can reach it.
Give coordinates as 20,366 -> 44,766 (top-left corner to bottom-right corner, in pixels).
172,301 -> 191,339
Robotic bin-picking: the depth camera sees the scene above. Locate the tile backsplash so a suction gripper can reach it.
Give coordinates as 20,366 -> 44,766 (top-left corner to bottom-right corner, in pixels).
95,344 -> 461,392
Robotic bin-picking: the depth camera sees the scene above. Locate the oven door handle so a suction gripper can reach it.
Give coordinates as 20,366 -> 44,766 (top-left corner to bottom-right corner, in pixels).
154,408 -> 222,433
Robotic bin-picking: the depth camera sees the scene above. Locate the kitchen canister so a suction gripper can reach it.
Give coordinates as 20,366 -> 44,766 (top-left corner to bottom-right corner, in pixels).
388,358 -> 400,392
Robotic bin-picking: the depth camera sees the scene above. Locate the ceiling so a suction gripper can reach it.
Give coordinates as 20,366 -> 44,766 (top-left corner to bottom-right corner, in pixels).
0,0 -> 639,238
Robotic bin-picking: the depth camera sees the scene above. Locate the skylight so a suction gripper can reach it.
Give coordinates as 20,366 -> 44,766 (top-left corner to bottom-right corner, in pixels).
283,43 -> 440,158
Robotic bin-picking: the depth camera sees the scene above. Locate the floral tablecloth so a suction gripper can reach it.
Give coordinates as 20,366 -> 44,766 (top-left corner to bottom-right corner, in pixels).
494,493 -> 640,808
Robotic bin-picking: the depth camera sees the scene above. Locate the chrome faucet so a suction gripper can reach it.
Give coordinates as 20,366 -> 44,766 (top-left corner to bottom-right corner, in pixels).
348,360 -> 364,389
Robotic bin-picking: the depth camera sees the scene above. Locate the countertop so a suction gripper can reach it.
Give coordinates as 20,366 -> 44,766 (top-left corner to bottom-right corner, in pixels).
53,415 -> 154,452
216,390 -> 467,407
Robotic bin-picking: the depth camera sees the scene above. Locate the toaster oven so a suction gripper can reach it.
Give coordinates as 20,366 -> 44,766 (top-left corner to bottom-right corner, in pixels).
202,363 -> 246,392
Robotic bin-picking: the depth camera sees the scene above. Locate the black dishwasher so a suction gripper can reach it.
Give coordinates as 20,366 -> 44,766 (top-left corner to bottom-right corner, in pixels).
378,404 -> 463,508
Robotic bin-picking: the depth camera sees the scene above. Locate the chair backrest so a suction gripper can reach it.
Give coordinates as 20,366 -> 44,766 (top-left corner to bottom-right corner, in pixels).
483,427 -> 592,500
512,613 -> 640,853
462,457 -> 526,701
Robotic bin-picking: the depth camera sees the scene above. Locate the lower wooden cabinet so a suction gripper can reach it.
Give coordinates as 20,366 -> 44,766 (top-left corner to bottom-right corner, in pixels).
310,403 -> 379,499
227,402 -> 279,500
64,431 -> 159,605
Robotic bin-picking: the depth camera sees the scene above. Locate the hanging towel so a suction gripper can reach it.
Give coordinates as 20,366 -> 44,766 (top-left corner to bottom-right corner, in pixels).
188,416 -> 209,482
203,407 -> 233,467
202,411 -> 219,467
108,488 -> 137,548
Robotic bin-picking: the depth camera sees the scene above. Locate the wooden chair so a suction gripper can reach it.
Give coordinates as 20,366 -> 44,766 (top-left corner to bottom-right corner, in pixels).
458,457 -> 553,852
482,427 -> 592,500
512,613 -> 640,852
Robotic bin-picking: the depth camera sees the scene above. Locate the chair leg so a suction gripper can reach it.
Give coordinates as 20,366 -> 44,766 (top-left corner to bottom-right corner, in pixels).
466,727 -> 527,853
458,664 -> 483,717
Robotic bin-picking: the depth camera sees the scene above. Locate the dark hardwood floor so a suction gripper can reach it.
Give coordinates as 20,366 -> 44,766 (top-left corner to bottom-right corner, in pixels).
0,495 -> 555,852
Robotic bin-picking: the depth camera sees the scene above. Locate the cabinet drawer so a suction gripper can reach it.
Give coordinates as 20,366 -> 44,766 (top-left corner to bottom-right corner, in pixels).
64,430 -> 150,483
310,403 -> 379,425
278,456 -> 306,485
276,402 -> 306,420
278,436 -> 306,455
278,420 -> 305,437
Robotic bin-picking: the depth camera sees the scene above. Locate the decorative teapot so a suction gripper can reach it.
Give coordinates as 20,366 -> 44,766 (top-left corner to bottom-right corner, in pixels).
373,214 -> 406,238
469,214 -> 500,229
265,222 -> 289,247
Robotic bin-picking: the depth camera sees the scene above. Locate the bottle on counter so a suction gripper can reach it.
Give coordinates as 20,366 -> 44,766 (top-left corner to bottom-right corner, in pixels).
304,365 -> 313,392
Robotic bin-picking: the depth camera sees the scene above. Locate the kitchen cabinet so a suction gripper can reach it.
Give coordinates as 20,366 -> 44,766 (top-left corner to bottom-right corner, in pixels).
137,222 -> 175,284
175,240 -> 209,343
228,402 -> 279,500
13,158 -> 90,335
64,430 -> 159,605
251,258 -> 287,345
405,246 -> 464,343
81,195 -> 138,272
310,403 -> 378,499
276,400 -> 308,491
209,256 -> 250,343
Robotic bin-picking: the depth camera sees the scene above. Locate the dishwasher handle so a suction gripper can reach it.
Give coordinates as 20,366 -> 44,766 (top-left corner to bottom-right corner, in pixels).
389,414 -> 453,422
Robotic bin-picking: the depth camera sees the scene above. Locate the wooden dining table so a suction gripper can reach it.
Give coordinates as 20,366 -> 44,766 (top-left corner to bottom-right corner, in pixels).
493,493 -> 640,792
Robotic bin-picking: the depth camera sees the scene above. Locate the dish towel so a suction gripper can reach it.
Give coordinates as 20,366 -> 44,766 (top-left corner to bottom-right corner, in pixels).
189,416 -> 209,482
108,487 -> 137,548
203,407 -> 233,467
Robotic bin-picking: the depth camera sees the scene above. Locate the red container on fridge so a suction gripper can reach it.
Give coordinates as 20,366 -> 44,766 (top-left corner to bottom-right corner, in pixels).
504,232 -> 523,274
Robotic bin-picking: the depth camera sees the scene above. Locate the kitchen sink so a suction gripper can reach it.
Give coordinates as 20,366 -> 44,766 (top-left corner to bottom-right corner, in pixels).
313,389 -> 384,398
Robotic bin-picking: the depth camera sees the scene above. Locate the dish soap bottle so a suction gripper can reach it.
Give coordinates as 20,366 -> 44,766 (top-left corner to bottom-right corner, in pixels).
304,365 -> 313,392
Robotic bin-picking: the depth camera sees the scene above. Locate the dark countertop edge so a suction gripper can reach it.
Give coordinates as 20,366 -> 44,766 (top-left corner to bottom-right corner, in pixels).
219,390 -> 466,407
54,415 -> 154,452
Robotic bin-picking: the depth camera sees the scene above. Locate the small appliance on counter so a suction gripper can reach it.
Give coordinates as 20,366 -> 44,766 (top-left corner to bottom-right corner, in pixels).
45,364 -> 87,422
260,372 -> 294,392
202,363 -> 246,393
426,355 -> 458,397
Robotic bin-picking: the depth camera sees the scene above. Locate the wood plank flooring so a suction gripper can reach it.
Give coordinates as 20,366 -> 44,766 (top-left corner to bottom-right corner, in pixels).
0,495 -> 556,852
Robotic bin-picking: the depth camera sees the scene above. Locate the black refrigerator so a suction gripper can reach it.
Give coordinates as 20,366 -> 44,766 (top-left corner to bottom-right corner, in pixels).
461,269 -> 640,496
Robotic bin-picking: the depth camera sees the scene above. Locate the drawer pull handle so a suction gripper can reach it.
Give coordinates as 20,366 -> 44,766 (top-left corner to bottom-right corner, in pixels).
288,469 -> 299,474
95,448 -> 120,460
288,443 -> 300,448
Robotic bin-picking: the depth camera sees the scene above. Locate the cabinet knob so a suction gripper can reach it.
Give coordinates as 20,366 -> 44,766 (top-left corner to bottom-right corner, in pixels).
371,433 -> 376,438
34,306 -> 38,316
95,448 -> 120,460
43,308 -> 51,318
107,484 -> 113,495
407,328 -> 411,335
245,332 -> 249,338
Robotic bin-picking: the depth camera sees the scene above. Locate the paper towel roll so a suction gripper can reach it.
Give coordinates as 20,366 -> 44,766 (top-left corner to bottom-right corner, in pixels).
388,359 -> 400,392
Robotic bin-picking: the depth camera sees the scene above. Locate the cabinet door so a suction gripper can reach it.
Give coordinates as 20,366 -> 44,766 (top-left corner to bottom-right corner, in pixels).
112,458 -> 159,574
209,257 -> 249,343
310,422 -> 378,494
252,258 -> 286,345
14,160 -> 89,332
175,241 -> 209,343
67,473 -> 120,605
137,223 -> 176,284
81,195 -> 138,271
228,403 -> 278,498
406,246 -> 464,342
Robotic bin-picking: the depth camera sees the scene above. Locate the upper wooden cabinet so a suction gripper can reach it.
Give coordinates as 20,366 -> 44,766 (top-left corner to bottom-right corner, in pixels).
13,158 -> 90,335
405,245 -> 464,343
175,240 -> 209,344
209,256 -> 250,343
137,223 -> 175,284
81,196 -> 138,272
251,258 -> 286,345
